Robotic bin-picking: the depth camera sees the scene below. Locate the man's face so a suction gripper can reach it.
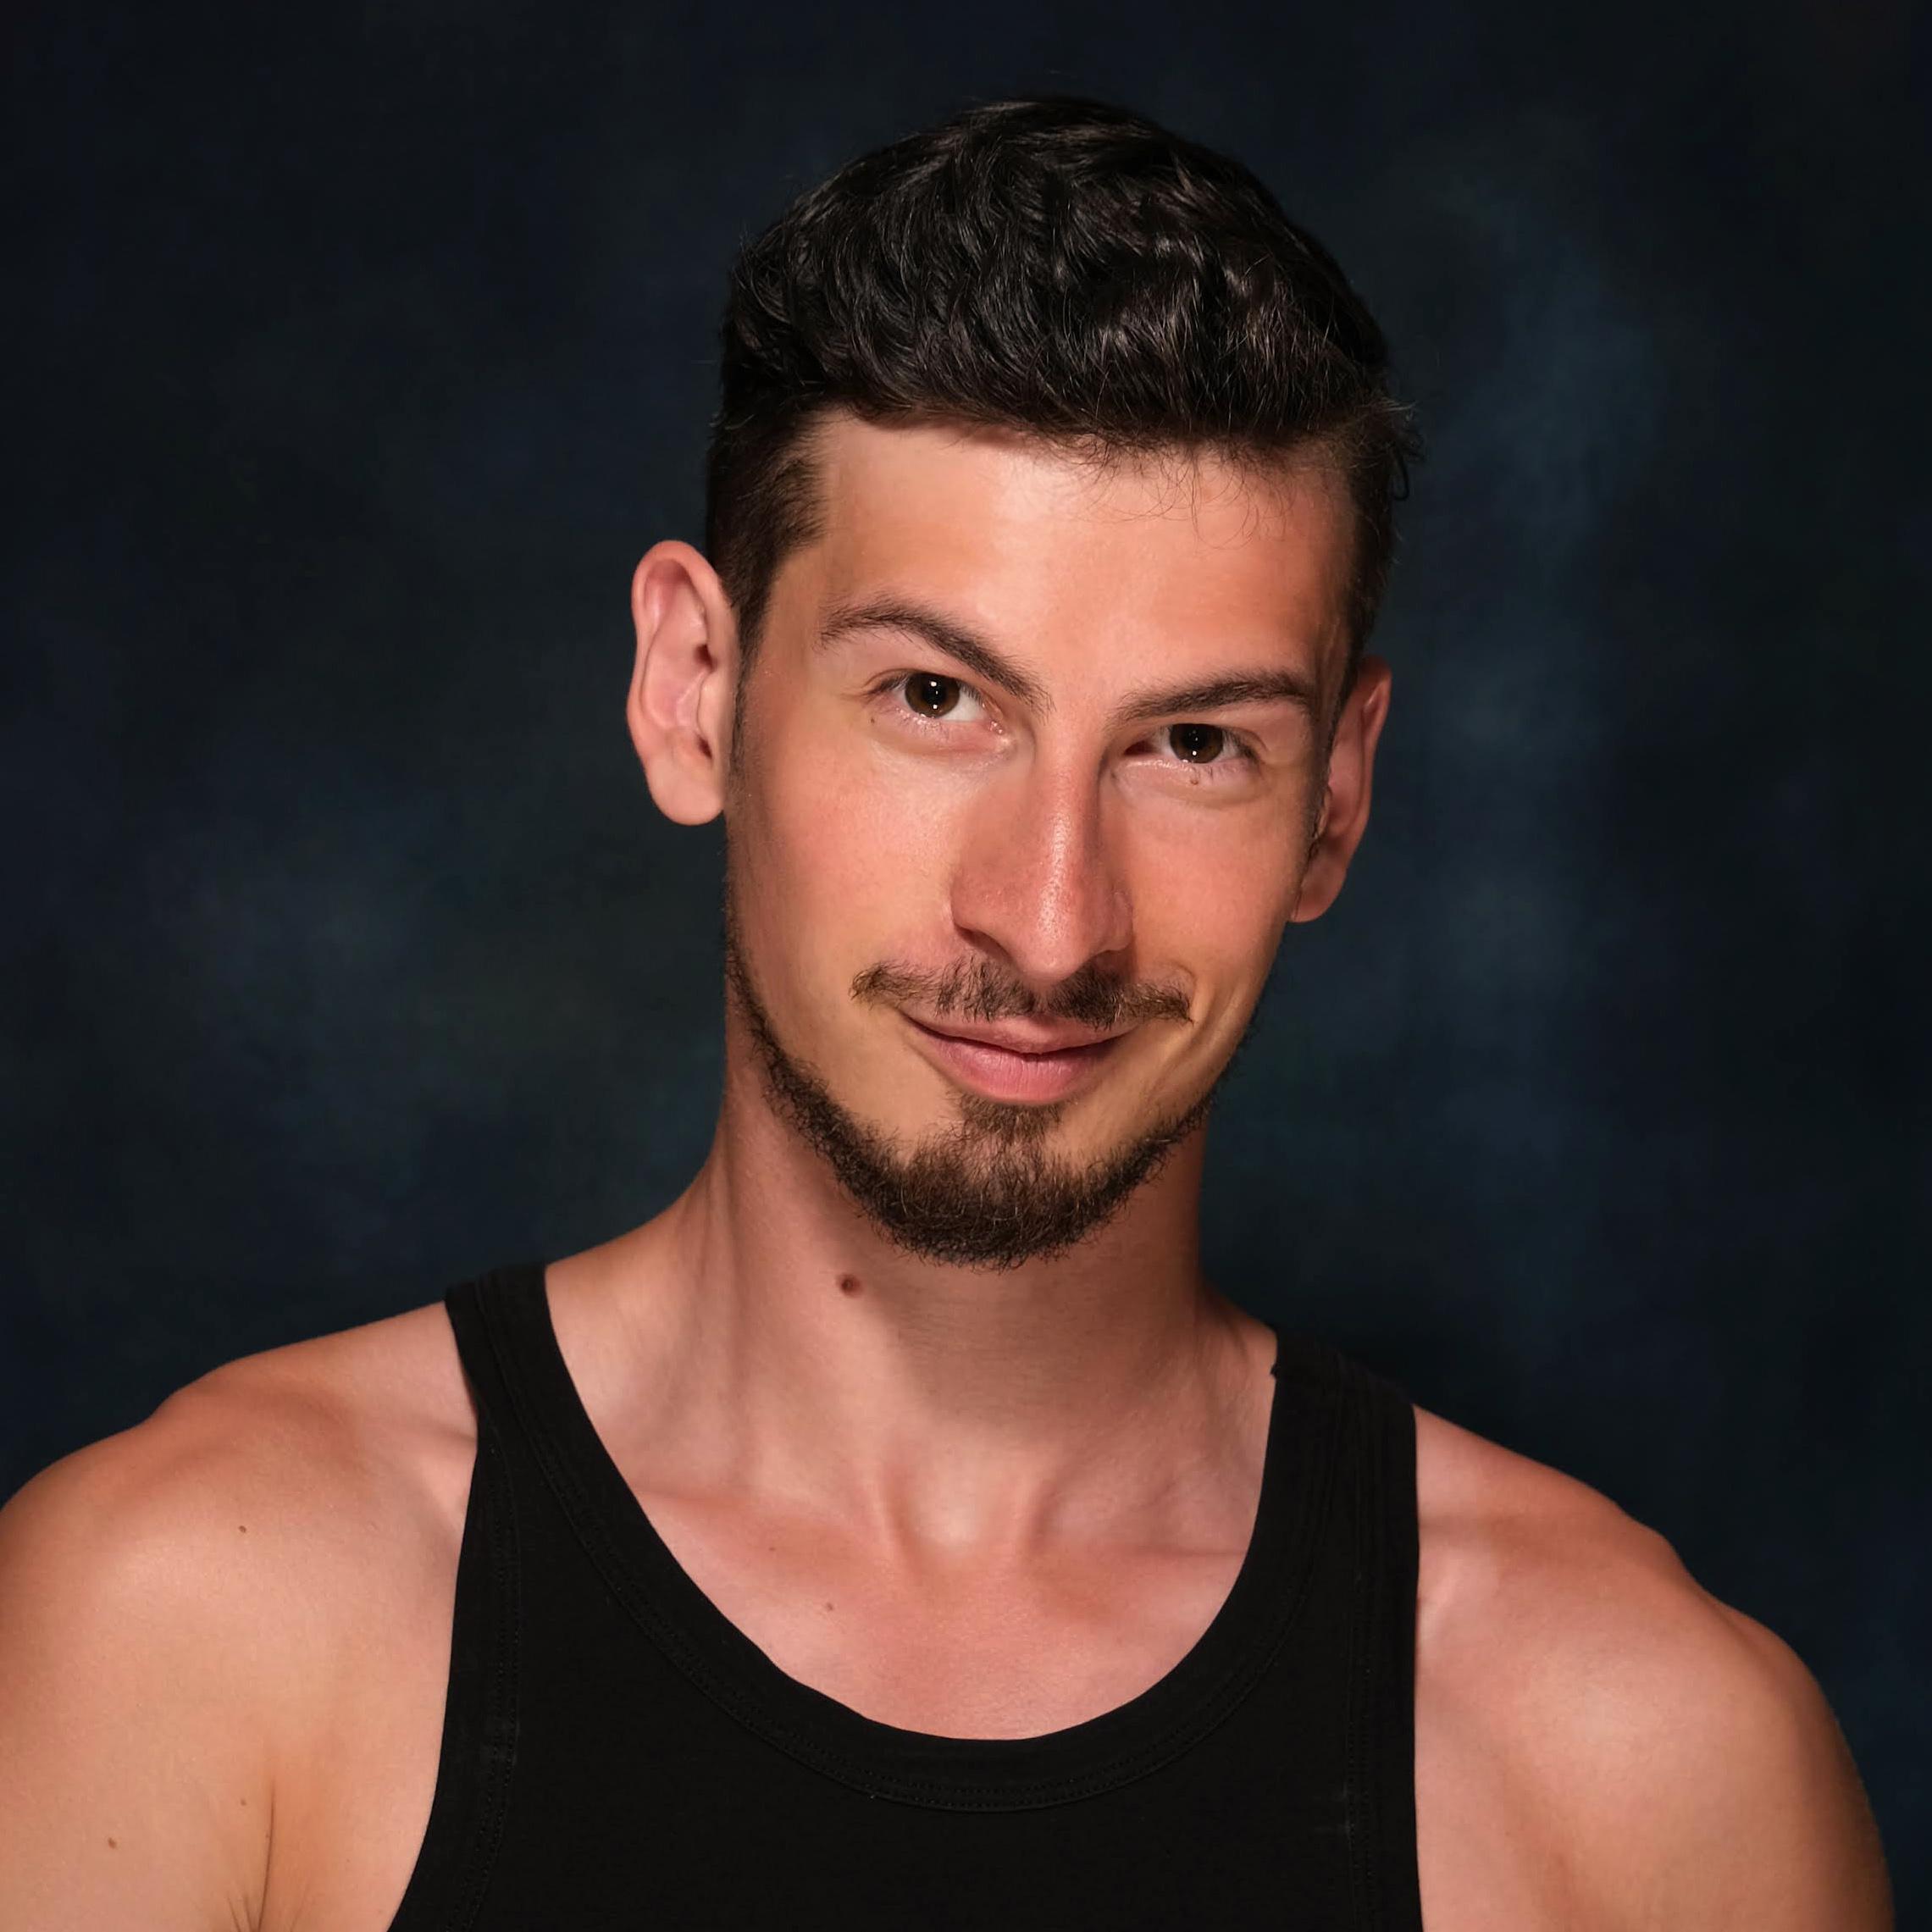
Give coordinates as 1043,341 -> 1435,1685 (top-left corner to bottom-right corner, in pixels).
719,412 -> 1360,1268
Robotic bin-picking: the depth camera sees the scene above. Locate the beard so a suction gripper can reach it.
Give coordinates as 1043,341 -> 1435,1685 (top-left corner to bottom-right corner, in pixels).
720,867 -> 1258,1271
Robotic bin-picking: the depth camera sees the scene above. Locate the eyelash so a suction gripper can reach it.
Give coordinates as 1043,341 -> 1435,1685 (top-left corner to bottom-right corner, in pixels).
869,671 -> 1260,774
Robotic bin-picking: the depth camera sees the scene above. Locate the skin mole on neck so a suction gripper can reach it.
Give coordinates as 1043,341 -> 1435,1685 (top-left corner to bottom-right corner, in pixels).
836,1274 -> 862,1297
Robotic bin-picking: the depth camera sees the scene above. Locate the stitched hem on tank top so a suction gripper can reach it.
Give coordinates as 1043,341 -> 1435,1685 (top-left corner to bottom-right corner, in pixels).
451,1421 -> 522,1929
475,1268 -> 1353,1813
1363,1384 -> 1425,1928
511,1353 -> 1340,1810
1343,1371 -> 1381,1927
385,1409 -> 523,1932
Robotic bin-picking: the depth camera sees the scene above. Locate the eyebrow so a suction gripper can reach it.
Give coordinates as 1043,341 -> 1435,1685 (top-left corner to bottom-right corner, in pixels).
1111,670 -> 1320,731
817,595 -> 1321,730
820,596 -> 1050,709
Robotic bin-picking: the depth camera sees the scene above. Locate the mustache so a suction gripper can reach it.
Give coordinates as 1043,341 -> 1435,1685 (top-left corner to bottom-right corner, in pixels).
850,957 -> 1192,1032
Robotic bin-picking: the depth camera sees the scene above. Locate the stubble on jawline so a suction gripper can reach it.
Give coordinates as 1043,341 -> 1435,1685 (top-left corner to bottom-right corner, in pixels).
716,874 -> 1232,1270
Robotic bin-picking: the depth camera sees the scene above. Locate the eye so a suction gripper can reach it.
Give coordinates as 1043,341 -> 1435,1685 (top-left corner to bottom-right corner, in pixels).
891,672 -> 987,722
1165,723 -> 1231,764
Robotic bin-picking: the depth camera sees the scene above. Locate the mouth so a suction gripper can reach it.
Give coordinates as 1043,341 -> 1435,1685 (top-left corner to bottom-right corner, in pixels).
900,1014 -> 1126,1104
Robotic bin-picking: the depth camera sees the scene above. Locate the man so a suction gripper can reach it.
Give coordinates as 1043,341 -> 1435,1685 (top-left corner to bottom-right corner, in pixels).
0,96 -> 1891,1929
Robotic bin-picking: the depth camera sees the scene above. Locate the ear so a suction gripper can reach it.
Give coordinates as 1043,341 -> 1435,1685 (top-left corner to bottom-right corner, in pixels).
626,540 -> 739,826
1289,652 -> 1392,924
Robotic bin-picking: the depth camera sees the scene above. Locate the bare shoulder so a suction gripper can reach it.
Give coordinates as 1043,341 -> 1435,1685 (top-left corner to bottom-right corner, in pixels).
1,1297 -> 475,1612
1411,1406 -> 1893,1929
0,1299 -> 474,1929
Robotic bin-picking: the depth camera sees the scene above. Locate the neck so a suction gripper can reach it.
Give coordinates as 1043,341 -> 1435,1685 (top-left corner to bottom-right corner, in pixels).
554,1052 -> 1271,1560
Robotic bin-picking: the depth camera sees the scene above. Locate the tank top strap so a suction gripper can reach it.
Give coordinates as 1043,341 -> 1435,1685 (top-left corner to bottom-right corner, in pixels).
1329,1341 -> 1424,1926
1361,1366 -> 1423,1929
385,1266 -> 534,1932
442,1260 -> 551,1429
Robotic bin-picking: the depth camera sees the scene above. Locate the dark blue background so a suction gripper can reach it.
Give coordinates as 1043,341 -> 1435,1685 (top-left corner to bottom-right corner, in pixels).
8,0 -> 1928,1903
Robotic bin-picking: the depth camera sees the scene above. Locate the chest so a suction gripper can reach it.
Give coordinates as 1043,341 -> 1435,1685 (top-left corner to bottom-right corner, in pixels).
268,1509 -> 1583,1932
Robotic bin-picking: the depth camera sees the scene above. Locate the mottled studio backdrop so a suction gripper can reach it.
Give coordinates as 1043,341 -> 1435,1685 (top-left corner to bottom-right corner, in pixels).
7,0 -> 1929,1902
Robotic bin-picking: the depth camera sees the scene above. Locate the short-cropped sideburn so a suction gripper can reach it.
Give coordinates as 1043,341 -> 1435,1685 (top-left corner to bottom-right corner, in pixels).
702,95 -> 1420,723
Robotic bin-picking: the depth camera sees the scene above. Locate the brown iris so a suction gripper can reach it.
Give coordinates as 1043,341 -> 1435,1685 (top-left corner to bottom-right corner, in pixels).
904,673 -> 960,717
1169,723 -> 1226,761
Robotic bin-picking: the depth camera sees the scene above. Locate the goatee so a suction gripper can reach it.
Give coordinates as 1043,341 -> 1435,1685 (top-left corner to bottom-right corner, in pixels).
720,875 -> 1251,1270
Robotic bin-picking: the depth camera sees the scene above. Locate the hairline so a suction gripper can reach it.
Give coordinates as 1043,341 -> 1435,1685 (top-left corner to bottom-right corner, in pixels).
725,402 -> 1372,765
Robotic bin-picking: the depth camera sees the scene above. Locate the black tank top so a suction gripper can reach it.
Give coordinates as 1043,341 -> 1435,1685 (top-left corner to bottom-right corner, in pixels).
386,1262 -> 1424,1930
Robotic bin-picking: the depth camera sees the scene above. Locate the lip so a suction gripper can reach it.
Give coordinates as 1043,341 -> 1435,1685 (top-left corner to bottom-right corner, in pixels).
901,1013 -> 1126,1104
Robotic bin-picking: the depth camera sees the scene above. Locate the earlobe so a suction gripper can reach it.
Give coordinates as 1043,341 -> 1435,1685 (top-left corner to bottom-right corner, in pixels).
627,540 -> 738,827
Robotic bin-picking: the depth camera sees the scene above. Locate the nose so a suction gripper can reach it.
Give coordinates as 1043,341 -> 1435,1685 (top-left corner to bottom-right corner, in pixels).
947,756 -> 1133,991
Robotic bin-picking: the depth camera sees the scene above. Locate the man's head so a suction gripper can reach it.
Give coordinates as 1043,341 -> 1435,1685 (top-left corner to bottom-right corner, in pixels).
706,96 -> 1414,754
628,97 -> 1411,1269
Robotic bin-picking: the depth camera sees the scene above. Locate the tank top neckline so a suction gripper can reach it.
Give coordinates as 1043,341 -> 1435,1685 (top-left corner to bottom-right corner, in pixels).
469,1259 -> 1346,1811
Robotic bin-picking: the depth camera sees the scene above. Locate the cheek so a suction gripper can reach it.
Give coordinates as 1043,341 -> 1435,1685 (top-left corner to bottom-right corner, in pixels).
745,726 -> 963,985
1123,826 -> 1302,1074
1130,814 -> 1304,964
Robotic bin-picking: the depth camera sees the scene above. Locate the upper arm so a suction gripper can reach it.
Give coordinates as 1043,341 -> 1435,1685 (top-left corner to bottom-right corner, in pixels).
1416,1415 -> 1893,1931
1619,1602 -> 1895,1930
0,1395 -> 292,1931
1516,1525 -> 1894,1929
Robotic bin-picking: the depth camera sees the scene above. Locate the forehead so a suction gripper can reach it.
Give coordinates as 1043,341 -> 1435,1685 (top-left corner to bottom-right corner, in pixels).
779,412 -> 1356,684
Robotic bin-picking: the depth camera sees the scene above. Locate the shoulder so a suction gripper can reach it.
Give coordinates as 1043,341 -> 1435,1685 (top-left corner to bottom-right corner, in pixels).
1412,1407 -> 1892,1929
0,1300 -> 473,1926
1,1298 -> 474,1619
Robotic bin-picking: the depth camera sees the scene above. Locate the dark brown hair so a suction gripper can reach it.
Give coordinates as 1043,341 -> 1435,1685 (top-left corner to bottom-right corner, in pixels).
704,95 -> 1417,729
